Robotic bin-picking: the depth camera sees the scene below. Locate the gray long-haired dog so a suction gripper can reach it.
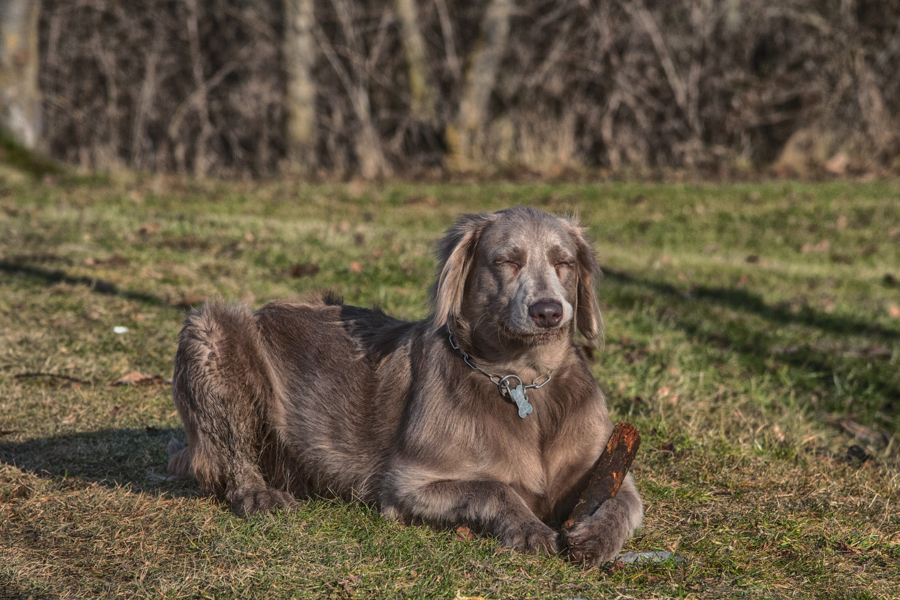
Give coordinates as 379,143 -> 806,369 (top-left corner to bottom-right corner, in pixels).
168,206 -> 643,565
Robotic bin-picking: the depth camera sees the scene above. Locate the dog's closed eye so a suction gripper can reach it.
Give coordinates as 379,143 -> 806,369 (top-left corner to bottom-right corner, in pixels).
554,260 -> 574,275
496,259 -> 522,273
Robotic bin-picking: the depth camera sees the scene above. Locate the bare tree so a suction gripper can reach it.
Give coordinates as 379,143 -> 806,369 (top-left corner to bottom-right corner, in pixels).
316,0 -> 391,179
394,0 -> 436,124
284,0 -> 317,175
31,0 -> 900,177
0,0 -> 41,149
446,0 -> 512,171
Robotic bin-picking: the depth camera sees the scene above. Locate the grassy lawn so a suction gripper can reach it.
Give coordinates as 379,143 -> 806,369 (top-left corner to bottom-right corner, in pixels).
1,176 -> 899,599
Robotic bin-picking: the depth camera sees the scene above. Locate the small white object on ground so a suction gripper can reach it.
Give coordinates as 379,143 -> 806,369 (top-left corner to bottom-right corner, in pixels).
616,550 -> 679,564
113,326 -> 129,334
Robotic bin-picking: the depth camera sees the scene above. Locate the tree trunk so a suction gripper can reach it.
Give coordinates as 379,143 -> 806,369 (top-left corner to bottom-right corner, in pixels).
0,0 -> 41,150
321,0 -> 391,179
283,0 -> 316,175
446,0 -> 512,171
394,0 -> 436,124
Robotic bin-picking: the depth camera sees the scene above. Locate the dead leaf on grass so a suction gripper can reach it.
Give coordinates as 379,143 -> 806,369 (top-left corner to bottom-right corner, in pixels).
837,540 -> 859,555
337,574 -> 360,596
888,304 -> 900,319
175,294 -> 206,308
349,261 -> 363,274
455,525 -> 476,541
287,263 -> 320,278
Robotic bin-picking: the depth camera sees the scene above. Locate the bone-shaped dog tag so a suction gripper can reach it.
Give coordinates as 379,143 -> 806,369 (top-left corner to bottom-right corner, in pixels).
509,384 -> 533,419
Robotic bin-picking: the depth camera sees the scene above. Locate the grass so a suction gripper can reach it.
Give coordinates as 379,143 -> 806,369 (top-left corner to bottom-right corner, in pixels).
1,174 -> 899,599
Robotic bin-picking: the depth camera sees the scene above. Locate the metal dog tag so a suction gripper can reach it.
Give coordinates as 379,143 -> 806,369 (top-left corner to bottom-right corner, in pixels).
509,384 -> 533,419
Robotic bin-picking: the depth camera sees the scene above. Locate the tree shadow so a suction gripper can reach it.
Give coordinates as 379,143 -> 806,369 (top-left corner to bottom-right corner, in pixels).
0,260 -> 168,308
601,268 -> 900,423
0,426 -> 200,498
603,267 -> 900,343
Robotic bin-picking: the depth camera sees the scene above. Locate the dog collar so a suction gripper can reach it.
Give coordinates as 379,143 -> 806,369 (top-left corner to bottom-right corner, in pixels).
447,325 -> 552,419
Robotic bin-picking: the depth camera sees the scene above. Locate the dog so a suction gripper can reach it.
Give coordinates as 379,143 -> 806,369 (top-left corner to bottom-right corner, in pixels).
167,206 -> 643,565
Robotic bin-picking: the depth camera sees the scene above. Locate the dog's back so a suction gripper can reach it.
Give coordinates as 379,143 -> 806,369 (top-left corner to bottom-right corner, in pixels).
170,293 -> 421,504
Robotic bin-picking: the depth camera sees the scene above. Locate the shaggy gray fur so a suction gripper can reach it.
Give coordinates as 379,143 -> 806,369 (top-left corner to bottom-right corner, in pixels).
168,206 -> 643,565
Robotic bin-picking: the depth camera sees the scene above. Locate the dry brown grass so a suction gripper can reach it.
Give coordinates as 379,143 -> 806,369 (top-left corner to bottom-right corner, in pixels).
1,176 -> 899,598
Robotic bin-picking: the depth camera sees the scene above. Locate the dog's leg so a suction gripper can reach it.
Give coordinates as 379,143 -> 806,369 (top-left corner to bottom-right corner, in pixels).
385,475 -> 559,554
562,473 -> 643,566
171,303 -> 296,516
166,438 -> 194,479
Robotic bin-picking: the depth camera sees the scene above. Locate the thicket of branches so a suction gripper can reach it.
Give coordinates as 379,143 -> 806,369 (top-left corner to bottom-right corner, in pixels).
37,0 -> 900,177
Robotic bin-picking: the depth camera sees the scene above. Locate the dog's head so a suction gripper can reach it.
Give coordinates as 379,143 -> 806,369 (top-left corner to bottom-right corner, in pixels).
431,206 -> 603,350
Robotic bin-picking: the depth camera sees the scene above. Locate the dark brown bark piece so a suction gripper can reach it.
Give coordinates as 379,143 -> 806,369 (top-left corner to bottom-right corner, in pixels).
563,422 -> 641,530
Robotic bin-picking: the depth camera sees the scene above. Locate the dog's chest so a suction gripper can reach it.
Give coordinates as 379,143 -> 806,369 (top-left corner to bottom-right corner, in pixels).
478,404 -> 603,516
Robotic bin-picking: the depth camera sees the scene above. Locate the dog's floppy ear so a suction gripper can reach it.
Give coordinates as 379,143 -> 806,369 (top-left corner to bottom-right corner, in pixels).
563,218 -> 605,345
431,212 -> 497,330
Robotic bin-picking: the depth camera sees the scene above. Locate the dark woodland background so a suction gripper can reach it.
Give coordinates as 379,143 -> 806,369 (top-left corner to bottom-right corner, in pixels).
3,0 -> 900,178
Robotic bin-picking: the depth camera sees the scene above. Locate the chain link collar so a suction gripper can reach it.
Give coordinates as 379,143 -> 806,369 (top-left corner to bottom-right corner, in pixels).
447,325 -> 552,418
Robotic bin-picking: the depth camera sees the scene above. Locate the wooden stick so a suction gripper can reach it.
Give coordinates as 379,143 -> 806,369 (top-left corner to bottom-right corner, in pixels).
563,422 -> 641,530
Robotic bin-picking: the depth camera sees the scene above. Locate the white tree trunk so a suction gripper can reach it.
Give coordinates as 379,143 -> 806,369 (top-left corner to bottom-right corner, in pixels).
0,0 -> 41,149
283,0 -> 316,174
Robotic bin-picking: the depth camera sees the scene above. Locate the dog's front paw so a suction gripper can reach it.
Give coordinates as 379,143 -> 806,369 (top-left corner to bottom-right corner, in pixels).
564,501 -> 635,567
230,488 -> 296,516
564,518 -> 621,567
497,518 -> 559,555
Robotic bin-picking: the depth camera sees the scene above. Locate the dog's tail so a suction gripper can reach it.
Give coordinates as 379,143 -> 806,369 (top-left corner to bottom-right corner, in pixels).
167,438 -> 195,479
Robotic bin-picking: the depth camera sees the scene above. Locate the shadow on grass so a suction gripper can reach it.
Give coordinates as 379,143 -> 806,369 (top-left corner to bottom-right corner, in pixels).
603,267 -> 900,342
601,268 -> 900,422
0,261 -> 168,308
0,426 -> 200,498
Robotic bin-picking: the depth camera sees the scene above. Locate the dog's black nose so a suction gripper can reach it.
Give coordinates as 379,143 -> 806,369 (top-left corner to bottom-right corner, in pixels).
529,300 -> 563,328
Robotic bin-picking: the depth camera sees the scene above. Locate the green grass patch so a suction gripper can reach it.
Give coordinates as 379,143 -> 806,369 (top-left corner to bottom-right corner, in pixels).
1,176 -> 899,598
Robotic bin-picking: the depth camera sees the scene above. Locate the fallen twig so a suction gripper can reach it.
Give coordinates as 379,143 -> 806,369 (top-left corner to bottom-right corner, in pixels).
564,422 -> 642,528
